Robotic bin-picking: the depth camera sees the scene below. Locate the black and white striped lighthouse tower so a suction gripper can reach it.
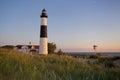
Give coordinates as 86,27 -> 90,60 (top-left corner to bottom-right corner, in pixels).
39,9 -> 48,54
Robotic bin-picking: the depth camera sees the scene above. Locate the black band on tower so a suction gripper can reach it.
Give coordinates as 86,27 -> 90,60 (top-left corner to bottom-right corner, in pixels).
41,13 -> 48,18
40,25 -> 47,37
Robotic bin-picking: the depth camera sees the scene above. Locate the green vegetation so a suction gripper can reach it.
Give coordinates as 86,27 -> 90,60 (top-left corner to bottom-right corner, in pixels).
48,42 -> 56,54
112,56 -> 120,60
0,48 -> 120,80
89,53 -> 105,59
56,49 -> 66,55
97,57 -> 116,68
1,45 -> 14,49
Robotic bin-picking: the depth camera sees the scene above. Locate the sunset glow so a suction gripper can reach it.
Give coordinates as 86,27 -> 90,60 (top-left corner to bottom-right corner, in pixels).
0,0 -> 120,52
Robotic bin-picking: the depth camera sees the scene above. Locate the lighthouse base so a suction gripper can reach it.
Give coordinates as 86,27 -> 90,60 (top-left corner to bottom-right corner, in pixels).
39,38 -> 48,54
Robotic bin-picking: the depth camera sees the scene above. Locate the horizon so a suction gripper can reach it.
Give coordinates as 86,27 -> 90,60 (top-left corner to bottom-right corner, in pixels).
1,44 -> 120,52
0,0 -> 120,52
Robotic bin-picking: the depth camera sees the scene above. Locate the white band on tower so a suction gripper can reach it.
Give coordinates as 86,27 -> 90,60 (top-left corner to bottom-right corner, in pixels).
41,18 -> 47,26
39,38 -> 48,54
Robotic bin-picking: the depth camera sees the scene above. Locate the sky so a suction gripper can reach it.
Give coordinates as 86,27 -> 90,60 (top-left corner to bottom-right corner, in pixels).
0,0 -> 120,52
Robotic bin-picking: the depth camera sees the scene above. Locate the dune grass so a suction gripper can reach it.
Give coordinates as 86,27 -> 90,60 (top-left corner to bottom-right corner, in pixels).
0,48 -> 120,80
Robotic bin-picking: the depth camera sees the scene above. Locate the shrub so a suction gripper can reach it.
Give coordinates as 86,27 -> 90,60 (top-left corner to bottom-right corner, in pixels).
98,57 -> 115,68
104,60 -> 115,68
48,42 -> 56,54
89,54 -> 98,59
112,56 -> 120,61
89,53 -> 108,59
57,49 -> 65,55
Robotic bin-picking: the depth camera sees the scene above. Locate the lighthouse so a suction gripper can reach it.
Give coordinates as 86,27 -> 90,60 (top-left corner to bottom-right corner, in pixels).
39,9 -> 48,54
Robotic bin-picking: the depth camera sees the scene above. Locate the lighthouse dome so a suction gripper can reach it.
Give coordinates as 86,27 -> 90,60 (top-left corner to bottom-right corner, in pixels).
41,8 -> 48,18
42,9 -> 46,12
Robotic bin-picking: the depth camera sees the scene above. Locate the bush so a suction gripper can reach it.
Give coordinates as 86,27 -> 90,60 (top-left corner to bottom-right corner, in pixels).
1,45 -> 14,49
89,54 -> 99,59
112,56 -> 120,60
48,42 -> 56,54
104,60 -> 115,68
57,49 -> 65,55
98,57 -> 115,68
89,53 -> 107,59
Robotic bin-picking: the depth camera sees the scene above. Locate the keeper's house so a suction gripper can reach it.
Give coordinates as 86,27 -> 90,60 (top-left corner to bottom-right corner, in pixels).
14,45 -> 39,53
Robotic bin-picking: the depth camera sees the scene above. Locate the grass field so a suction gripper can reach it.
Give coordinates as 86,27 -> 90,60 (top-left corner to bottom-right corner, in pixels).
0,48 -> 120,80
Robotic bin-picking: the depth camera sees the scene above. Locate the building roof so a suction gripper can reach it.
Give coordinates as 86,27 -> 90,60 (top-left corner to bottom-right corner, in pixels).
15,45 -> 39,49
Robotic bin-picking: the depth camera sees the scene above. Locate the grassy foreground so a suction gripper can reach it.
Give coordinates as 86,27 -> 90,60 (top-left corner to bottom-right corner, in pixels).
0,48 -> 120,80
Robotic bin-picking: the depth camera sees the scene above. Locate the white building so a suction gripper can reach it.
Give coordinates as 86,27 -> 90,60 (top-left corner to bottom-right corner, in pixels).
14,45 -> 39,53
